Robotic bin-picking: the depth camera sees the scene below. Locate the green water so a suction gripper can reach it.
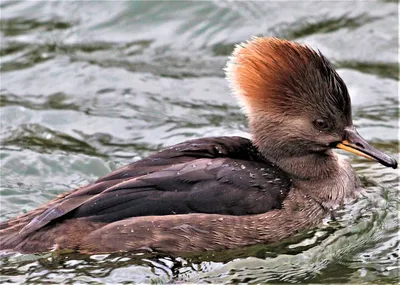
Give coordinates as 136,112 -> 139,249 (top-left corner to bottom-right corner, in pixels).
0,1 -> 398,283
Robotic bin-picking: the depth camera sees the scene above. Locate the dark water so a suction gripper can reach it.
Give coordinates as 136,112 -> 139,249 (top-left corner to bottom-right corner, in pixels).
0,1 -> 398,283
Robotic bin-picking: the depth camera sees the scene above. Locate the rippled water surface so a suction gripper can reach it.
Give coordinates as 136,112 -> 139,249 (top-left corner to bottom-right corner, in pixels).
0,1 -> 399,283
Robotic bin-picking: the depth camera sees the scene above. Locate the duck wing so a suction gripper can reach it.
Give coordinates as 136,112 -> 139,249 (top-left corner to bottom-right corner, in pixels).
17,137 -> 291,236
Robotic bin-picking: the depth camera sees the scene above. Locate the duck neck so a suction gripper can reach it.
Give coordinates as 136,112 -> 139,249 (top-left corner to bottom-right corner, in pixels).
253,133 -> 359,201
254,136 -> 339,181
270,150 -> 338,181
258,146 -> 359,207
248,114 -> 338,180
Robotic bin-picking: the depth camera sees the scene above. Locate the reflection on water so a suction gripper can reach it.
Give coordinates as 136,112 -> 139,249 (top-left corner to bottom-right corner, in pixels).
0,0 -> 398,283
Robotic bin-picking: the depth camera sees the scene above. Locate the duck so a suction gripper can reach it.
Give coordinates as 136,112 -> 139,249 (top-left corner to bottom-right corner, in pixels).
0,37 -> 397,255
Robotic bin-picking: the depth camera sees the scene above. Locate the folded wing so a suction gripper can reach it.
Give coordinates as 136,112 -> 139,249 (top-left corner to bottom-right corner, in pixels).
9,137 -> 292,239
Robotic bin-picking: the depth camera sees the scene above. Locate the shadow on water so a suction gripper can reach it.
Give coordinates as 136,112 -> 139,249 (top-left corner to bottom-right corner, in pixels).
2,124 -> 104,157
0,18 -> 72,36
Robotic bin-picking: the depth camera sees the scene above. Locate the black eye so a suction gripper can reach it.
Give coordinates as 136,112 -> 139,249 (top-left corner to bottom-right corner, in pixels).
314,119 -> 329,131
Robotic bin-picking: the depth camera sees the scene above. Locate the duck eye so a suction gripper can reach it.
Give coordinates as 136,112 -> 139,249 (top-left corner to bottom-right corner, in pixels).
314,119 -> 329,130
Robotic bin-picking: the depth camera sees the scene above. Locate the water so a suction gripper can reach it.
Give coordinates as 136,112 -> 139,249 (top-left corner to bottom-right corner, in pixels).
0,1 -> 398,283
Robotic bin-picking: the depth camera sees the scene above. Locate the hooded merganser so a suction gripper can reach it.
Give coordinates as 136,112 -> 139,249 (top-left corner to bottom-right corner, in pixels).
0,37 -> 397,254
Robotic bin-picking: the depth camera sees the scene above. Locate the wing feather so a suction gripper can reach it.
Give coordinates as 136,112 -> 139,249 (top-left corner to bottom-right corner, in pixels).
15,137 -> 291,237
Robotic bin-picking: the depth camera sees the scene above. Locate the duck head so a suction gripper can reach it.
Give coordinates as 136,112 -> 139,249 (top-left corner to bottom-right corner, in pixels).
226,37 -> 397,179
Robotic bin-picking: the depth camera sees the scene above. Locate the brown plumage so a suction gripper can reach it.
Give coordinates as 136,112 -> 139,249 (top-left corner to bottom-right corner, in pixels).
226,37 -> 351,118
0,37 -> 397,255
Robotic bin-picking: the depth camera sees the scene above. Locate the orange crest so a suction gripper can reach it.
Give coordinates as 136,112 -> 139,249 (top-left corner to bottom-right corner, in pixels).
225,37 -> 329,116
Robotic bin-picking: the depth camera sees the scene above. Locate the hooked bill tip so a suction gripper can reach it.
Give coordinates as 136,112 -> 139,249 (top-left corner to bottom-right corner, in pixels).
389,158 -> 397,169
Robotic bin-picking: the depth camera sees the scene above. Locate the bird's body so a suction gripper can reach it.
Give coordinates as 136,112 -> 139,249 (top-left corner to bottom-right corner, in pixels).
0,37 -> 396,254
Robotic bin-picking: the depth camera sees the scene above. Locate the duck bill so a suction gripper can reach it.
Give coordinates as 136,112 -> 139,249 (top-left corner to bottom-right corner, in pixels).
336,127 -> 397,169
